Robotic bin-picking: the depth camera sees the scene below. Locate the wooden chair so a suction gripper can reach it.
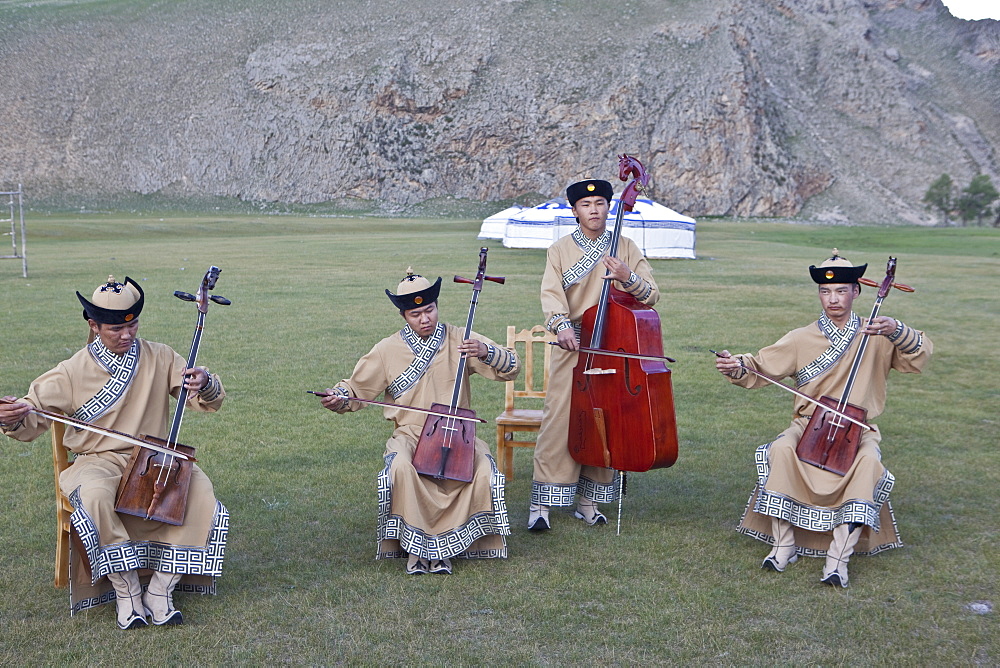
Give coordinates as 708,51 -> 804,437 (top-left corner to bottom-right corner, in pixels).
495,325 -> 557,479
52,421 -> 74,589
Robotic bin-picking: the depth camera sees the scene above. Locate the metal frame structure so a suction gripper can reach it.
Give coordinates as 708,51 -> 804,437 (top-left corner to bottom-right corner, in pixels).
1,184 -> 27,277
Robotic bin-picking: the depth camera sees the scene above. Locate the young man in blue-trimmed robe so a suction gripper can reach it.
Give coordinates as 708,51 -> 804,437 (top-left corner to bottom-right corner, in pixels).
319,269 -> 519,575
1,275 -> 228,629
715,250 -> 932,587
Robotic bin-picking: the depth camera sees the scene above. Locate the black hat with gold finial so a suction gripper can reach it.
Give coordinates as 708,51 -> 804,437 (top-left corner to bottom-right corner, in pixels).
76,275 -> 144,324
808,249 -> 867,284
385,268 -> 442,311
566,179 -> 614,206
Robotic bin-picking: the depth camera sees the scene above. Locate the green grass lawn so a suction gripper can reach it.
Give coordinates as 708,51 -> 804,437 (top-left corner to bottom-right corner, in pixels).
1,214 -> 997,665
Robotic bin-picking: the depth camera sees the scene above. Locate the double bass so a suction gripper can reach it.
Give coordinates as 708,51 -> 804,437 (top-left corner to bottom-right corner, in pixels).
410,248 -> 504,482
114,266 -> 230,525
569,155 -> 678,472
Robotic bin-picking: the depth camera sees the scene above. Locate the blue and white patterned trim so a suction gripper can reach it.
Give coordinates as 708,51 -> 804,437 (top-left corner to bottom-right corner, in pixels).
67,488 -> 228,615
385,323 -> 445,400
887,321 -> 922,354
531,475 -> 620,507
795,312 -> 860,388
561,229 -> 611,290
545,313 -> 573,334
482,343 -> 518,374
375,452 -> 509,561
197,373 -> 223,402
746,441 -> 894,535
619,271 -> 653,303
72,340 -> 140,426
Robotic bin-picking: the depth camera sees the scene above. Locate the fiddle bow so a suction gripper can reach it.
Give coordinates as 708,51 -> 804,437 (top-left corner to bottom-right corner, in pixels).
114,266 -> 230,525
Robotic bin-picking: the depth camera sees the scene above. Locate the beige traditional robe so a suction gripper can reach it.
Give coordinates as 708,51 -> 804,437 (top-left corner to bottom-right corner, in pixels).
2,339 -> 227,614
533,230 -> 660,507
730,315 -> 932,556
333,323 -> 519,560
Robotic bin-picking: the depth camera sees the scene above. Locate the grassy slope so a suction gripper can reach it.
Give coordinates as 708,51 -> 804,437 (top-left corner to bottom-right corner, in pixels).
0,216 -> 997,665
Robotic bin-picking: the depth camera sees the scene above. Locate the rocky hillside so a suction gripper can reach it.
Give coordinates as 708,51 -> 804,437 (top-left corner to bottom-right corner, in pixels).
0,0 -> 997,223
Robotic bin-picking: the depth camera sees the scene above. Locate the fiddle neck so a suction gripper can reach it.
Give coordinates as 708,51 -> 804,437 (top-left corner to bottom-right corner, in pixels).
836,294 -> 886,410
588,202 -> 626,349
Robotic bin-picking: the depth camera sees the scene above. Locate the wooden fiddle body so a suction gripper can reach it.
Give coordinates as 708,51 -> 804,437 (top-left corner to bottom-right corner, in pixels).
115,436 -> 196,525
570,285 -> 678,471
795,396 -> 868,476
412,404 -> 478,483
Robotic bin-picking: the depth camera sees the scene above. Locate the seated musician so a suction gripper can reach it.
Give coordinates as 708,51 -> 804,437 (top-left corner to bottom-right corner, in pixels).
318,269 -> 519,575
0,275 -> 228,629
530,179 -> 660,531
714,251 -> 932,587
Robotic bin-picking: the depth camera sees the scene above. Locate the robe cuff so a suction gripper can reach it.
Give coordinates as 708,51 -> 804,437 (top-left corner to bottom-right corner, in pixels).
619,272 -> 653,303
482,344 -> 518,374
197,373 -> 223,402
0,418 -> 25,432
546,314 -> 573,334
887,321 -> 922,354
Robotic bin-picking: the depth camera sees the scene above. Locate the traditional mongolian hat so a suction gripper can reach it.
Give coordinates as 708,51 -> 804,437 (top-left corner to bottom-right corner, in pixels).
77,275 -> 144,324
566,179 -> 614,206
809,249 -> 867,284
385,268 -> 442,311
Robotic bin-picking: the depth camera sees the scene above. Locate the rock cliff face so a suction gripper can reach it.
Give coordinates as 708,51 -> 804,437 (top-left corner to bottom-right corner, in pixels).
0,0 -> 996,223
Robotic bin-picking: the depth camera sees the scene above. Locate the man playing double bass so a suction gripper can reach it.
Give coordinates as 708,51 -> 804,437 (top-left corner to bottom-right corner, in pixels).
715,250 -> 932,587
318,269 -> 519,575
530,179 -> 660,531
0,275 -> 228,629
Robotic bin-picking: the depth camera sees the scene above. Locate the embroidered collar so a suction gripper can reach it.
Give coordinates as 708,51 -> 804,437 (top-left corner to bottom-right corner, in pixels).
818,311 -> 860,343
562,229 -> 612,290
73,338 -> 141,426
572,228 -> 611,251
795,312 -> 860,388
88,338 -> 139,375
386,323 -> 446,400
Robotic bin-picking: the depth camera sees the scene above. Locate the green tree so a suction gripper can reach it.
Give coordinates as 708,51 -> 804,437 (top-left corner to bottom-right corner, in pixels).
923,173 -> 955,224
956,174 -> 999,226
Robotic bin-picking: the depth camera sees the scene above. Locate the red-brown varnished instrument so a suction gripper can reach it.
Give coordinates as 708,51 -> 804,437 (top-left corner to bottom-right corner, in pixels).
411,248 -> 505,482
795,257 -> 903,475
569,155 -> 678,472
115,266 -> 229,525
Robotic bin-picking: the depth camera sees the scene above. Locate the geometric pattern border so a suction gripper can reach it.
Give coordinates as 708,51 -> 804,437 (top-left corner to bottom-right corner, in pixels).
735,441 -> 904,556
531,474 -> 620,507
561,229 -> 610,290
386,323 -> 445,400
795,312 -> 859,388
750,441 -> 893,532
73,340 -> 140,425
69,492 -> 228,581
375,452 -> 509,561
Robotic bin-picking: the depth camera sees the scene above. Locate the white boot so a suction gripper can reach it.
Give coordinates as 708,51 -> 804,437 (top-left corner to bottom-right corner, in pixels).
761,517 -> 798,572
528,503 -> 550,531
821,523 -> 864,588
573,497 -> 607,526
142,571 -> 184,625
106,570 -> 148,630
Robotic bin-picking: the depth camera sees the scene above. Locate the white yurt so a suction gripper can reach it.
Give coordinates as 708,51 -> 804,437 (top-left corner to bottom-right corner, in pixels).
487,195 -> 696,258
